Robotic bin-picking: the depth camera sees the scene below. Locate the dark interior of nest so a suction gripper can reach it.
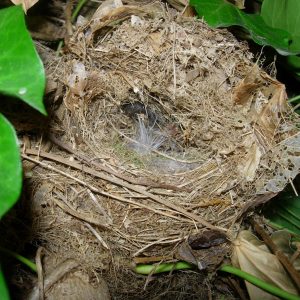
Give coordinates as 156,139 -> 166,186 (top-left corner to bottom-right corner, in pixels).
108,96 -> 203,174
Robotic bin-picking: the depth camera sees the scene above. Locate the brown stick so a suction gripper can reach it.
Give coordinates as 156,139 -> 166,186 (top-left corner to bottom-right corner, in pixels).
35,247 -> 45,300
251,219 -> 300,291
53,192 -> 110,229
65,0 -> 74,37
22,149 -> 226,232
227,277 -> 248,300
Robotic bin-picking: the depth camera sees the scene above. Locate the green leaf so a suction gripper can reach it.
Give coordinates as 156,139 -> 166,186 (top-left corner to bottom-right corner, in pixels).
286,55 -> 300,72
0,247 -> 37,273
0,5 -> 46,114
261,0 -> 300,54
261,0 -> 300,35
264,194 -> 300,236
260,0 -> 300,79
282,54 -> 300,83
190,0 -> 295,54
0,266 -> 10,300
0,114 -> 22,219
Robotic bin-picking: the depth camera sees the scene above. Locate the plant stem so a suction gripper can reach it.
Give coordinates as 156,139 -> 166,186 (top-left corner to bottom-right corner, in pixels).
288,95 -> 300,103
135,261 -> 193,275
135,261 -> 300,299
0,247 -> 37,273
220,265 -> 300,300
56,0 -> 89,54
71,0 -> 88,22
0,265 -> 10,300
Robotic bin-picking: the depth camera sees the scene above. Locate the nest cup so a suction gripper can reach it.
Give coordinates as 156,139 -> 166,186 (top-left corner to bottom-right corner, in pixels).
29,2 -> 300,298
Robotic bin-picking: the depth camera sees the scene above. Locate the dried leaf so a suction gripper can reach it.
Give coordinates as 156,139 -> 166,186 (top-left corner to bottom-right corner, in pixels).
254,81 -> 288,147
233,66 -> 261,106
177,242 -> 198,266
182,6 -> 196,17
239,136 -> 262,181
88,6 -> 147,42
233,82 -> 258,105
91,0 -> 123,22
234,65 -> 288,151
236,68 -> 289,182
228,0 -> 245,9
176,231 -> 228,271
67,60 -> 87,97
176,240 -> 227,271
232,230 -> 298,300
259,132 -> 300,194
10,0 -> 39,13
188,230 -> 228,249
64,60 -> 88,111
166,0 -> 188,11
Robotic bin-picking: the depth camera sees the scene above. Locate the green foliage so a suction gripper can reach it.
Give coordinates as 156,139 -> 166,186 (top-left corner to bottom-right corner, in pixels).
189,0 -> 294,54
0,4 -> 46,218
0,266 -> 9,300
286,55 -> 300,78
0,5 -> 46,297
260,0 -> 300,78
0,114 -> 22,219
261,0 -> 300,54
0,5 -> 46,114
264,194 -> 300,236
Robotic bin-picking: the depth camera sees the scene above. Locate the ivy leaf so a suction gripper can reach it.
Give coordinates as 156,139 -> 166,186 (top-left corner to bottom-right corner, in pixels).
261,0 -> 300,79
0,5 -> 46,114
190,0 -> 295,55
0,114 -> 22,219
261,0 -> 300,35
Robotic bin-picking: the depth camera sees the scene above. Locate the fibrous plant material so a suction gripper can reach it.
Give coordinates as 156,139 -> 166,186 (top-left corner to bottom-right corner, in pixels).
22,1 -> 300,298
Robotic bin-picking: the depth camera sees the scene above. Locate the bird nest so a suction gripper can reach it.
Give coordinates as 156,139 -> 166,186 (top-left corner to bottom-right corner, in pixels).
23,1 -> 300,297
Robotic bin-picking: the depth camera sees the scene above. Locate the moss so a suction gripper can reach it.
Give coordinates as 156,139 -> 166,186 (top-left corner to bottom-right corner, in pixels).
112,137 -> 146,169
